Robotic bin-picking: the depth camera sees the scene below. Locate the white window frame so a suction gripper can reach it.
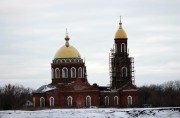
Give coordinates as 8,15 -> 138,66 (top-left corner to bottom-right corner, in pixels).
86,96 -> 91,107
71,67 -> 76,78
127,96 -> 132,105
55,68 -> 60,78
78,67 -> 82,78
62,67 -> 68,78
114,96 -> 119,105
121,43 -> 126,52
105,96 -> 109,106
49,97 -> 54,107
40,97 -> 45,107
122,67 -> 127,77
67,96 -> 73,107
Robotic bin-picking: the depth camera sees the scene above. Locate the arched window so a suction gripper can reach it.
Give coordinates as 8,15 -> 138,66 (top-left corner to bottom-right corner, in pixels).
127,96 -> 132,105
105,96 -> 109,106
62,67 -> 68,78
114,96 -> 119,105
122,67 -> 127,77
86,96 -> 91,107
67,96 -> 73,107
51,68 -> 54,79
40,97 -> 45,107
121,43 -> 126,52
71,67 -> 76,78
78,67 -> 82,78
49,97 -> 54,107
55,68 -> 60,78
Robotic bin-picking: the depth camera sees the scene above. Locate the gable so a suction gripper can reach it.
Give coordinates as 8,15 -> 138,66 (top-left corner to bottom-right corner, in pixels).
121,82 -> 137,90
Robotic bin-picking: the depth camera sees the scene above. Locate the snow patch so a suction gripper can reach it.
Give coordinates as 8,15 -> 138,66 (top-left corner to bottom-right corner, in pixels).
0,107 -> 179,118
35,85 -> 56,93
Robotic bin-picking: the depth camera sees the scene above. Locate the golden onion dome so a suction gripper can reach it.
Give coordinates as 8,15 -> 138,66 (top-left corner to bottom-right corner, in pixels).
115,17 -> 127,39
54,30 -> 81,59
115,28 -> 127,38
54,45 -> 81,59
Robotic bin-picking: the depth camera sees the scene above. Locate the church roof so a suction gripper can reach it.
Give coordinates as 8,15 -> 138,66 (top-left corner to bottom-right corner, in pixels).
35,85 -> 57,93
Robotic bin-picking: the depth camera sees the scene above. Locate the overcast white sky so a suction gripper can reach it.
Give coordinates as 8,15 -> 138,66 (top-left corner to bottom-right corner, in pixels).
0,0 -> 180,89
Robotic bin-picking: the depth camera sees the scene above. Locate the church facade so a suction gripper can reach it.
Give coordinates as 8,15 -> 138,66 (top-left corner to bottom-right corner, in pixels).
33,19 -> 138,108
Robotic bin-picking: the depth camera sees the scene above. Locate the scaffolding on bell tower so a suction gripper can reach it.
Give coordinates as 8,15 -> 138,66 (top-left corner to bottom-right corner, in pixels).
130,57 -> 135,85
109,47 -> 135,88
109,46 -> 115,88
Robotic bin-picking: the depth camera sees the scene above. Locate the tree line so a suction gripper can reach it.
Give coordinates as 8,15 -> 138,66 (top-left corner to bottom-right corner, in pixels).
138,80 -> 180,107
0,84 -> 33,110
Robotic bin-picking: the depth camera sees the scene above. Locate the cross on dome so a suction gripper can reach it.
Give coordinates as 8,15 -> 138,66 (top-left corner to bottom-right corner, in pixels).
65,28 -> 70,47
119,16 -> 122,28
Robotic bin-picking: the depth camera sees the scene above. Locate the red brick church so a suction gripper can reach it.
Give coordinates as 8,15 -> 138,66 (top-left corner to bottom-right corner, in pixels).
33,18 -> 138,108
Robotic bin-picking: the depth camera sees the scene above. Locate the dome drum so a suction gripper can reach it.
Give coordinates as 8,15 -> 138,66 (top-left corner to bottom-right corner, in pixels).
53,58 -> 83,64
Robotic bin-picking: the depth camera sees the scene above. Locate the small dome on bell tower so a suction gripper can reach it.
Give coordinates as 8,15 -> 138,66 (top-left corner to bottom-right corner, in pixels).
115,16 -> 127,39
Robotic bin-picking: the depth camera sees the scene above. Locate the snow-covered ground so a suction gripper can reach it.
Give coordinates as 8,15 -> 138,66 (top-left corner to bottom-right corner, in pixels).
0,107 -> 179,118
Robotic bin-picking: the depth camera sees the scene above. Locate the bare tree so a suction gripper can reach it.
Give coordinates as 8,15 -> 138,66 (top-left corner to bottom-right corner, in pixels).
138,80 -> 180,107
0,84 -> 33,110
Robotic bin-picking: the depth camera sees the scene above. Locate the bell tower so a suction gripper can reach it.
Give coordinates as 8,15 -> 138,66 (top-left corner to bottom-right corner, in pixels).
109,17 -> 135,89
